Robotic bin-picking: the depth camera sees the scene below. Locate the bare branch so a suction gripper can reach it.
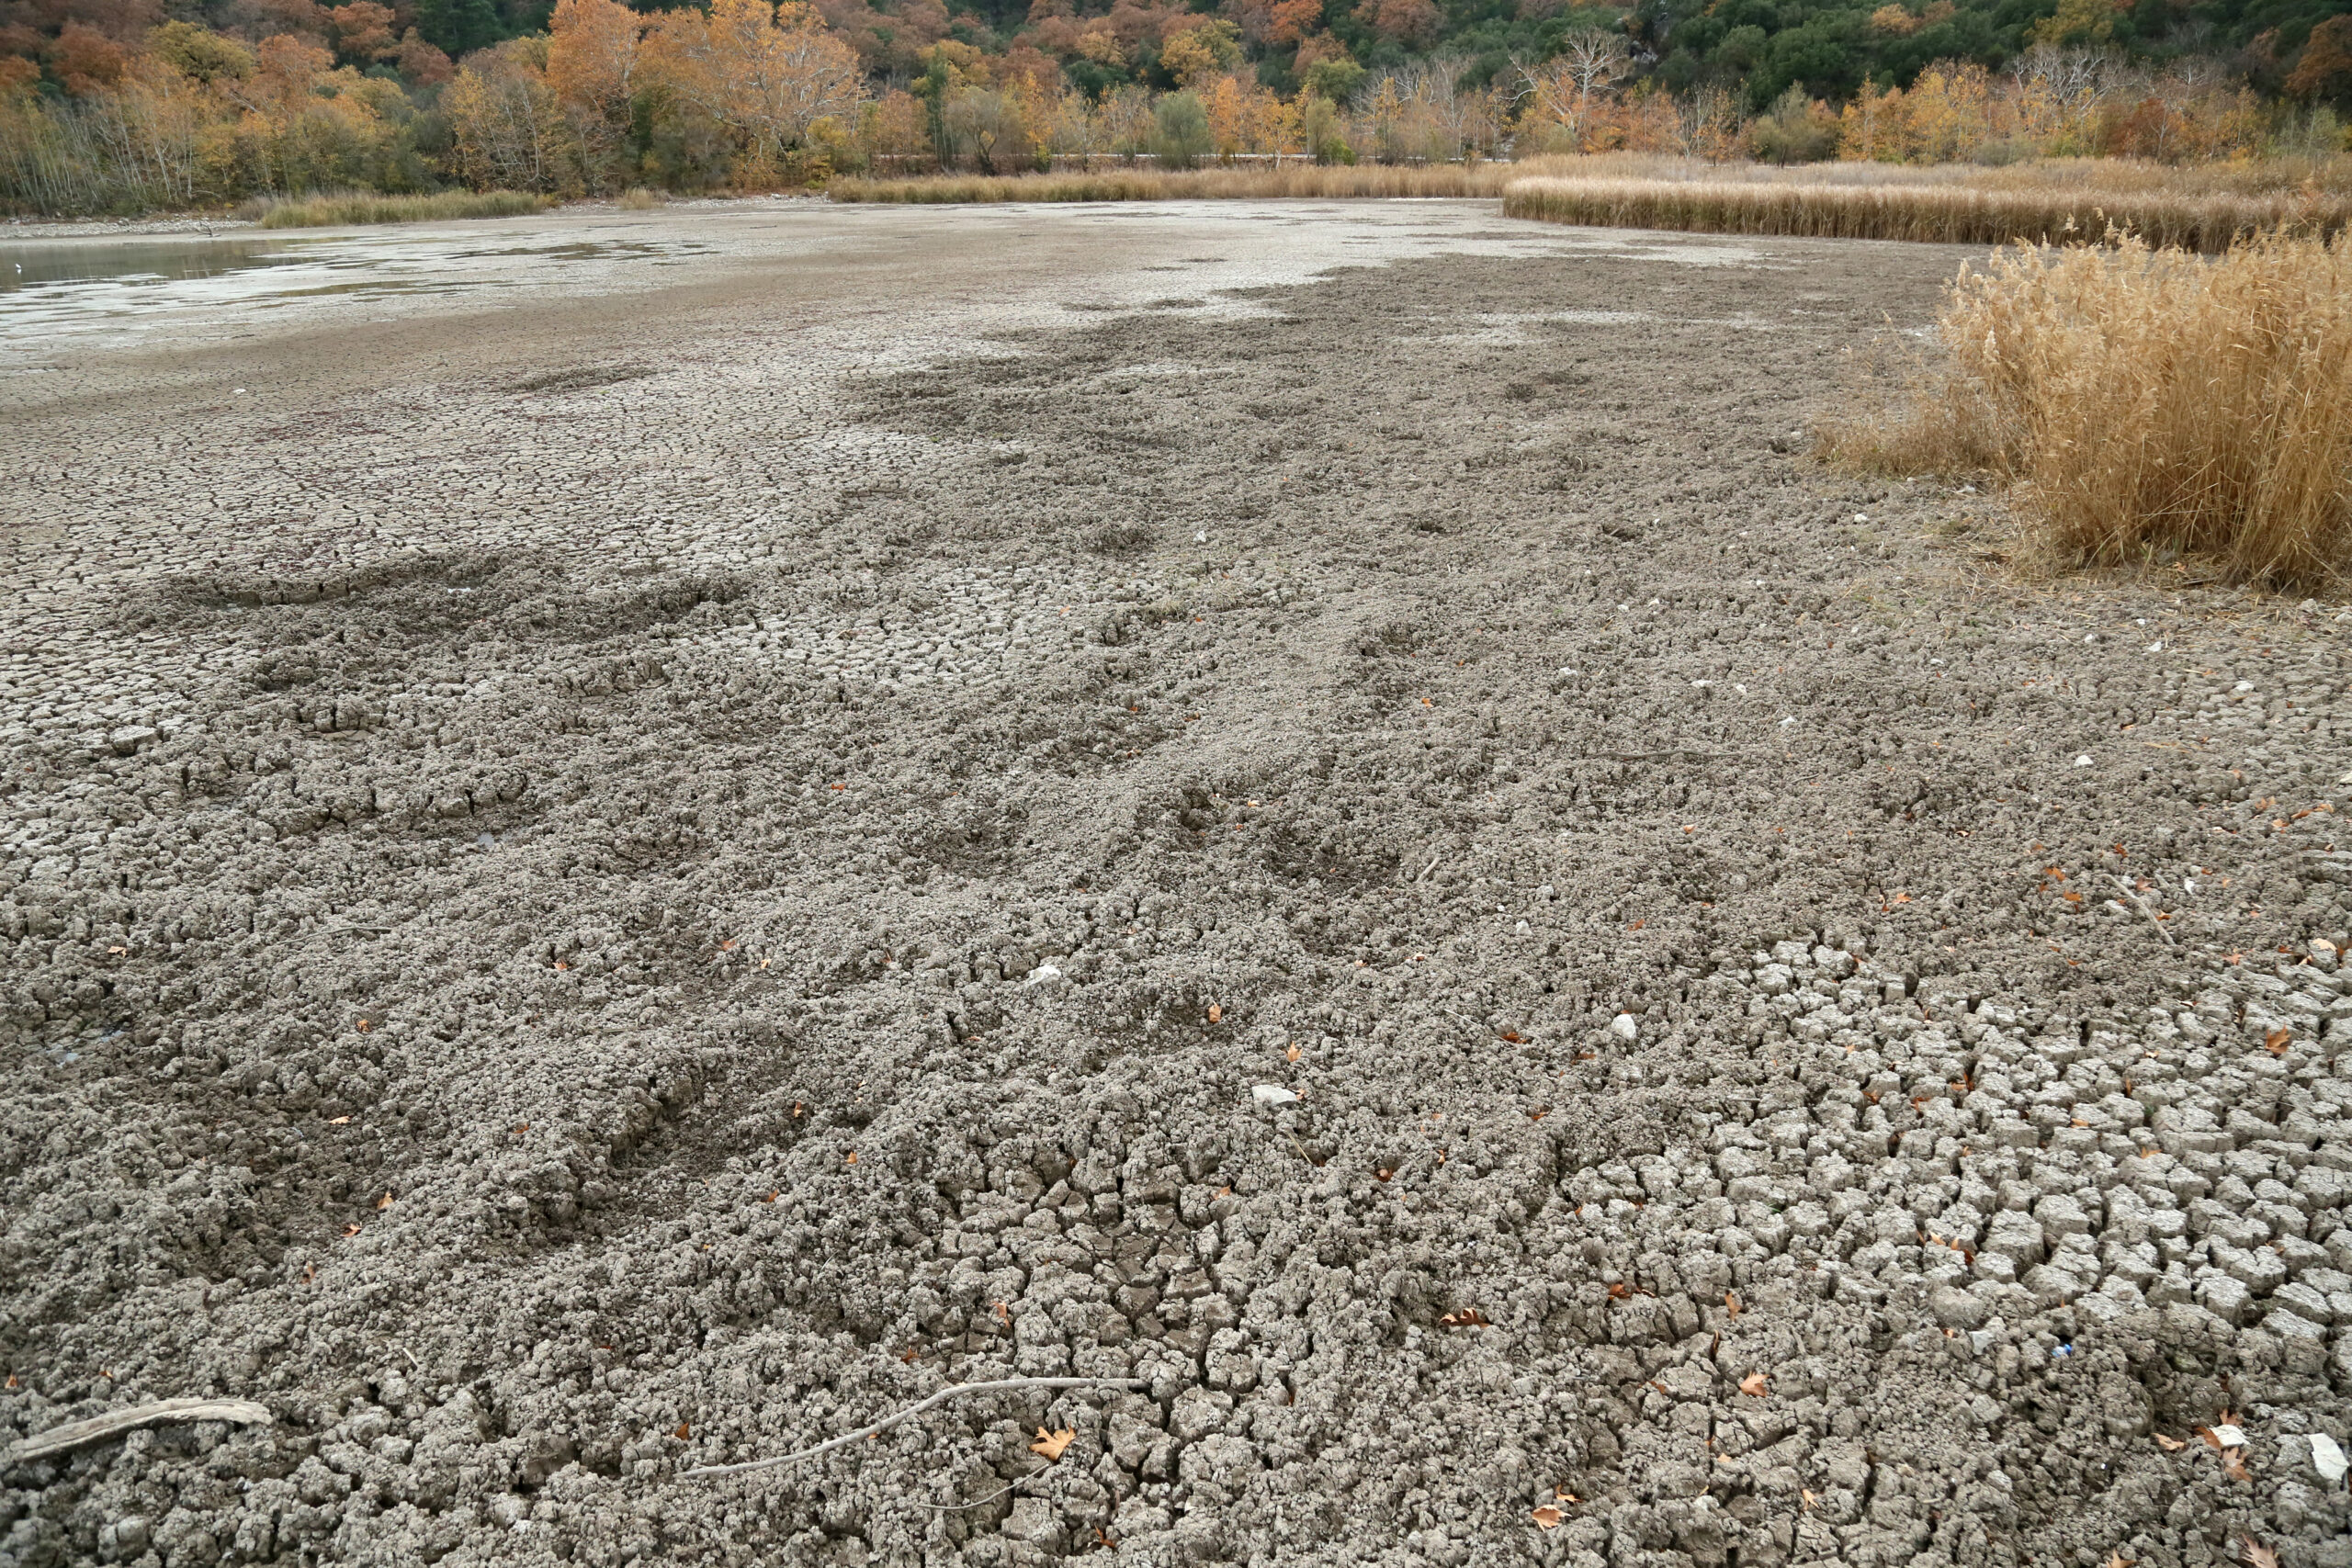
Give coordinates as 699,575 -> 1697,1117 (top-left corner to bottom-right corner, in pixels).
7,1399 -> 273,1464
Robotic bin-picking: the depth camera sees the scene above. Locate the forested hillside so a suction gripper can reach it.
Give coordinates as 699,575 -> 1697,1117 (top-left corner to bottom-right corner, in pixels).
4,0 -> 2348,214
7,0 -> 2349,106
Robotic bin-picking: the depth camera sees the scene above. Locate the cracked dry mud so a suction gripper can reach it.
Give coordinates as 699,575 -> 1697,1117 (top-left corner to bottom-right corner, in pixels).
3,201 -> 2352,1568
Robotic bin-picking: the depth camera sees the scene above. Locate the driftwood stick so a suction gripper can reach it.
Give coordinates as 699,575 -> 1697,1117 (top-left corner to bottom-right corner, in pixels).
2109,875 -> 2177,947
682,1376 -> 1145,1480
7,1399 -> 273,1464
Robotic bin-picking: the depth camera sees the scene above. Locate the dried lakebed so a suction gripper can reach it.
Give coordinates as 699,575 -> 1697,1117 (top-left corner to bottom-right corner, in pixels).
2,201 -> 2350,1568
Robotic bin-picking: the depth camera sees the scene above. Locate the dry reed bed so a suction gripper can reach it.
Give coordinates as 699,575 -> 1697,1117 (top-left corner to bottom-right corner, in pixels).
254,190 -> 551,229
1824,231 -> 2352,586
1501,175 -> 2352,253
826,163 -> 1528,203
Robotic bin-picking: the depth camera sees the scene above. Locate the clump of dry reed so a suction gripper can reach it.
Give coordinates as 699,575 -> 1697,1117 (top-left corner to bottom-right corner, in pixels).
828,162 -> 1529,203
1500,175 -> 2351,253
1822,230 -> 2352,587
254,189 -> 551,228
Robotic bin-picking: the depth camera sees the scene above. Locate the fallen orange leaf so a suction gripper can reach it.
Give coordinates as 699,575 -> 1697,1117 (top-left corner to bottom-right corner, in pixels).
2242,1539 -> 2278,1568
1208,1004 -> 1223,1024
1739,1371 -> 1769,1397
1286,1043 -> 1300,1062
1532,1506 -> 1563,1529
674,1422 -> 690,1439
2265,1028 -> 2290,1055
2222,1449 -> 2250,1482
1725,1292 -> 1742,1316
343,1223 -> 360,1237
2154,1433 -> 2186,1452
1030,1427 -> 1075,1461
328,1115 -> 351,1125
844,1151 -> 857,1165
376,1192 -> 393,1210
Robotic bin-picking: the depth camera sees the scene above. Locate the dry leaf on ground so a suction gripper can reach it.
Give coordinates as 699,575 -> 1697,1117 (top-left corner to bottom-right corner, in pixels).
1532,1506 -> 1563,1529
1739,1371 -> 1769,1396
2241,1538 -> 2278,1568
1031,1427 -> 1074,1461
2154,1433 -> 2186,1451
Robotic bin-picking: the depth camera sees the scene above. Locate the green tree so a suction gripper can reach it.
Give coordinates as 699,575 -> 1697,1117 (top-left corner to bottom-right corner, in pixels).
1150,88 -> 1211,167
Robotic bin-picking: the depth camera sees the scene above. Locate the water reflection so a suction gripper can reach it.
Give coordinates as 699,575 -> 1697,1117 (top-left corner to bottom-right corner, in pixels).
0,229 -> 717,352
0,236 -> 315,292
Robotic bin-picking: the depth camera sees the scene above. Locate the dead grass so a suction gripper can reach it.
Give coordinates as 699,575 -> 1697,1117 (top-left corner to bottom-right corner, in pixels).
831,154 -> 2352,211
1501,175 -> 2352,253
253,190 -> 552,229
1821,230 -> 2352,587
828,163 -> 1534,203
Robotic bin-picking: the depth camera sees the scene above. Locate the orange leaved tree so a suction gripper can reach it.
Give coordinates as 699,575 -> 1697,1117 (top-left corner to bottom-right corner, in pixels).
547,0 -> 646,191
645,0 -> 862,185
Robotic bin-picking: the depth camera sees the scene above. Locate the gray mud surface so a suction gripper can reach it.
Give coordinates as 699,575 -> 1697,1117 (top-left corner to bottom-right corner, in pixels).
4,201 -> 2351,1568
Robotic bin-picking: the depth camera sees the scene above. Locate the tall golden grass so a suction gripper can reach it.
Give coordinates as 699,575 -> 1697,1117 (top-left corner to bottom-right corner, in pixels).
1822,230 -> 2352,586
253,190 -> 553,228
1501,175 -> 2352,252
828,162 -> 1532,203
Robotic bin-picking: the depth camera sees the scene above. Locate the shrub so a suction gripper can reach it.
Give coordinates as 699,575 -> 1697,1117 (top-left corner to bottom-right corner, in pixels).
1821,230 -> 2352,586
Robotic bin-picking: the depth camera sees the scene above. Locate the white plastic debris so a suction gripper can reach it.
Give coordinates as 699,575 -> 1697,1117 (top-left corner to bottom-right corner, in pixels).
1608,1014 -> 1638,1043
2146,641 -> 2164,653
2075,755 -> 2093,767
1251,1084 -> 1297,1107
2211,1425 -> 2246,1448
1023,963 -> 1064,987
2310,1432 -> 2347,1484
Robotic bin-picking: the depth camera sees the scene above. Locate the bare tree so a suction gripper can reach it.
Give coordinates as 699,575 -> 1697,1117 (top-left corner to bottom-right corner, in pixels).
1561,28 -> 1632,128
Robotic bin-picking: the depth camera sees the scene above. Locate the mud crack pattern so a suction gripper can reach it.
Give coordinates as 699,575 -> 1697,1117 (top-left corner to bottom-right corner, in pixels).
2,205 -> 2350,1568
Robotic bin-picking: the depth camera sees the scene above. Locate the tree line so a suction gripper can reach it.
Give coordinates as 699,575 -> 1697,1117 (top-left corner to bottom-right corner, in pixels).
4,0 -> 2348,212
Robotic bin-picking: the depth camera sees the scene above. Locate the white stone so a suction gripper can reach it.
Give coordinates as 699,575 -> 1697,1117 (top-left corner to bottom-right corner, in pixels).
2310,1433 -> 2348,1484
1608,1014 -> 1638,1043
1250,1085 -> 1296,1106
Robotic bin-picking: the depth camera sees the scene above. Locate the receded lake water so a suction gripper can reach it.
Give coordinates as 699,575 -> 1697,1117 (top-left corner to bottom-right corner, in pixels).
0,228 -> 717,357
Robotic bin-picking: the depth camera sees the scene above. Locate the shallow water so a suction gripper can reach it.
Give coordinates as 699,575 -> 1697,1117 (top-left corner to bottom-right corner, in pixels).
0,236 -> 314,291
0,229 -> 715,357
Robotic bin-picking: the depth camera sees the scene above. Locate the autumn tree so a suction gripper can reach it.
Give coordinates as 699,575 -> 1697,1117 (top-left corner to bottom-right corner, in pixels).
1370,0 -> 1439,51
647,0 -> 861,182
443,37 -> 571,191
1159,18 -> 1238,87
547,0 -> 644,190
2287,16 -> 2352,102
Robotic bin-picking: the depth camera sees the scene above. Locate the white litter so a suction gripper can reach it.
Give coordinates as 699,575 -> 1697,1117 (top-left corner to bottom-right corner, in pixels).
2310,1432 -> 2347,1484
2211,1424 -> 2246,1448
1023,963 -> 1063,987
1251,1084 -> 1296,1107
2075,755 -> 2093,767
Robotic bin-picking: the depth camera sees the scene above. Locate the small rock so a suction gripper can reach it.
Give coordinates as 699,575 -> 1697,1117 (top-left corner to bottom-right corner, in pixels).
1608,1014 -> 1637,1043
2310,1432 -> 2348,1484
1250,1085 -> 1296,1106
